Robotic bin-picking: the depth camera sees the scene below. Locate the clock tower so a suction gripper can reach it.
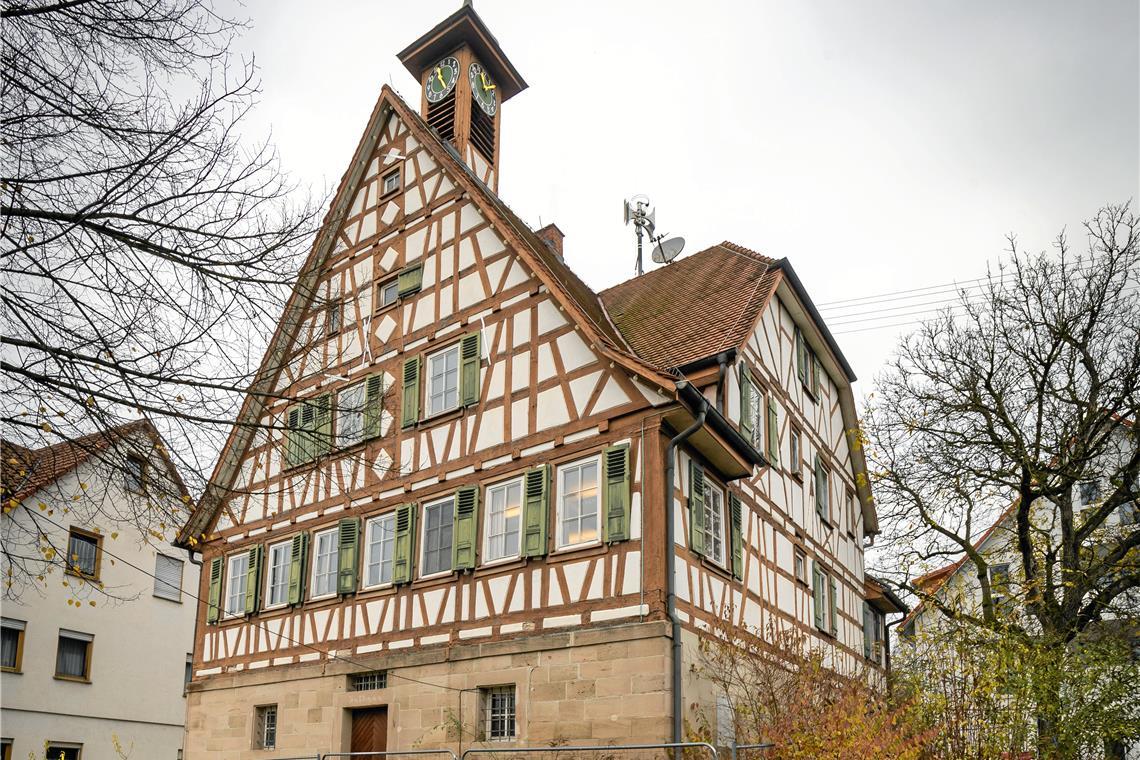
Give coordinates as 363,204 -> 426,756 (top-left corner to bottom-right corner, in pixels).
397,2 -> 527,192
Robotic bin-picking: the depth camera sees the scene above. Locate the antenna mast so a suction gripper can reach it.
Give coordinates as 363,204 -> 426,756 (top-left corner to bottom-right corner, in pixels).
623,195 -> 684,275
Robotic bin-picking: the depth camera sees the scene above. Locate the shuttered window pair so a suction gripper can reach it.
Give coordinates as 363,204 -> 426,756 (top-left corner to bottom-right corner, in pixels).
739,364 -> 780,466
688,461 -> 745,580
554,447 -> 632,550
794,327 -> 823,400
285,375 -> 385,467
812,561 -> 838,636
402,332 -> 481,427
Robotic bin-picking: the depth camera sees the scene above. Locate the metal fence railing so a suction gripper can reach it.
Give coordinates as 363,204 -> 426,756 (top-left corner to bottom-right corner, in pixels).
320,752 -> 459,760
727,743 -> 774,760
461,742 -> 718,760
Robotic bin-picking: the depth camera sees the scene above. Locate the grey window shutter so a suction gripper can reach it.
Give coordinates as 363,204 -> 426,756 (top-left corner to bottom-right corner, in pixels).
453,486 -> 480,571
603,445 -> 631,542
206,556 -> 223,624
362,374 -> 384,439
829,575 -> 838,636
739,365 -> 754,442
688,461 -> 706,556
392,504 -> 417,585
729,493 -> 743,580
337,517 -> 360,594
814,454 -> 828,522
401,357 -> 420,428
812,355 -> 822,398
286,532 -> 309,605
397,263 -> 423,297
460,331 -> 481,407
522,466 -> 550,557
795,327 -> 807,383
244,544 -> 263,614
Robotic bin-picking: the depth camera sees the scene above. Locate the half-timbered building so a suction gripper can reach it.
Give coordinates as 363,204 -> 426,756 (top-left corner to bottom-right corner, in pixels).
179,5 -> 890,756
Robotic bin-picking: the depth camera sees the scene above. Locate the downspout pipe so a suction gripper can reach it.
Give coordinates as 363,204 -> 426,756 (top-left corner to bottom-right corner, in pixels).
665,405 -> 706,744
665,352 -> 730,744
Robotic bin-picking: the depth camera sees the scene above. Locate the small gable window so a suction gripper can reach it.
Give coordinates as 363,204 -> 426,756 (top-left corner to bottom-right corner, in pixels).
124,455 -> 146,493
377,278 -> 399,310
382,168 -> 401,196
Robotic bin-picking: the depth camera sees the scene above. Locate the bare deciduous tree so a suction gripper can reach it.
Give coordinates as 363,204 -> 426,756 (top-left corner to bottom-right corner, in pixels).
0,0 -> 325,597
866,203 -> 1140,756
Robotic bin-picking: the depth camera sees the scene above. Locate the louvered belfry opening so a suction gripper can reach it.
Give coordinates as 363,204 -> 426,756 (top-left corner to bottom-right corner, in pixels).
426,90 -> 456,143
469,96 -> 495,161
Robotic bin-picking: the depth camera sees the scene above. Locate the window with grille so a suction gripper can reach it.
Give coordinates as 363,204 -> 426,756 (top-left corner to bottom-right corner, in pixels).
253,704 -> 277,749
349,670 -> 388,691
153,554 -> 183,601
480,685 -> 516,741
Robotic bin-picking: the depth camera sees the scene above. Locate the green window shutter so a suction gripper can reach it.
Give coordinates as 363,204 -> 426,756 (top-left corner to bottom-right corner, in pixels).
401,357 -> 420,429
392,504 -> 417,585
314,393 -> 333,457
286,532 -> 309,605
813,564 -> 825,629
767,397 -> 779,464
829,575 -> 838,636
206,556 -> 223,624
739,365 -> 754,442
812,355 -> 822,398
460,331 -> 481,407
362,374 -> 384,439
814,454 -> 825,521
603,445 -> 631,542
795,327 -> 807,383
863,603 -> 873,658
688,461 -> 706,556
453,486 -> 480,571
729,493 -> 743,581
397,263 -> 423,297
244,545 -> 263,614
522,466 -> 550,558
299,402 -> 317,462
285,406 -> 301,467
337,517 -> 360,594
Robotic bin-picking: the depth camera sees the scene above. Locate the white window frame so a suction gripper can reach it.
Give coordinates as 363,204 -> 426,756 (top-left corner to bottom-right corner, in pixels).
382,168 -> 401,195
425,343 -> 461,417
264,540 -> 292,609
482,476 -> 524,564
336,381 -> 367,448
420,496 -> 455,579
377,277 -> 400,310
363,512 -> 397,589
254,704 -> 278,750
224,552 -> 249,618
310,528 -> 339,600
556,455 -> 602,551
793,548 -> 807,585
789,426 -> 802,478
703,478 -> 728,568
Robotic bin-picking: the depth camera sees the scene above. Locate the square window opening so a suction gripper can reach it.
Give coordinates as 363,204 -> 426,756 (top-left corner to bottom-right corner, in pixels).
377,278 -> 400,310
480,685 -> 516,741
382,169 -> 401,196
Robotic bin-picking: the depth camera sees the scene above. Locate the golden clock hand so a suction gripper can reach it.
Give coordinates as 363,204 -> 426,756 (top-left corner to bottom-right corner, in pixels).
435,67 -> 445,89
480,72 -> 496,91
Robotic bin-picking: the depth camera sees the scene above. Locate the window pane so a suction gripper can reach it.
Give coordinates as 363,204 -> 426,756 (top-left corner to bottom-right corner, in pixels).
313,531 -> 338,597
486,480 -> 522,561
56,636 -> 88,678
266,543 -> 290,606
226,554 -> 249,615
68,532 -> 98,576
337,383 -> 366,447
1,627 -> 19,668
366,515 -> 395,587
559,460 -> 600,547
422,501 -> 454,575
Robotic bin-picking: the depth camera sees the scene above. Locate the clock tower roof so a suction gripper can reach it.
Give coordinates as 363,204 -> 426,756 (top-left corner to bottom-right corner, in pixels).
397,2 -> 528,103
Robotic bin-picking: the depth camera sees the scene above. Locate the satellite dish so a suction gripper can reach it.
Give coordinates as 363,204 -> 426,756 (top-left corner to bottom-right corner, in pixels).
651,236 -> 685,264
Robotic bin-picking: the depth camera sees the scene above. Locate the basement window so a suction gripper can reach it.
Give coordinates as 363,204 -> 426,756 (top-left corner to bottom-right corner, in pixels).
253,704 -> 277,750
480,685 -> 516,741
349,670 -> 388,691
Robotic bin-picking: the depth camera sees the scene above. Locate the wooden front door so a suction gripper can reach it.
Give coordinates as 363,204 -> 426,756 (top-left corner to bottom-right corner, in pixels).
351,707 -> 388,754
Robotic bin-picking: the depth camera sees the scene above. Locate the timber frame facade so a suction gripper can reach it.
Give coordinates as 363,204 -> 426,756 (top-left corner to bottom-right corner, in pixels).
179,5 -> 889,756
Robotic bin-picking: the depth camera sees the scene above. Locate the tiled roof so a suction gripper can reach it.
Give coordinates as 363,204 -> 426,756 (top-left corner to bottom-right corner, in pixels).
599,242 -> 781,369
2,420 -> 152,503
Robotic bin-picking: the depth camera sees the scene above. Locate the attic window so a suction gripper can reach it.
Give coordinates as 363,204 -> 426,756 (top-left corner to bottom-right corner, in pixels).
124,455 -> 146,493
382,168 -> 400,196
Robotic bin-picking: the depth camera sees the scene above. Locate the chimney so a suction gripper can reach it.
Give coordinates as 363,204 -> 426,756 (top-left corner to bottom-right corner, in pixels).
536,223 -> 565,258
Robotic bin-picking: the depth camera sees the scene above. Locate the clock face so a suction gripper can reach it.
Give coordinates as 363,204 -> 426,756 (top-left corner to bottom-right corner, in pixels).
425,56 -> 459,103
468,61 -> 497,116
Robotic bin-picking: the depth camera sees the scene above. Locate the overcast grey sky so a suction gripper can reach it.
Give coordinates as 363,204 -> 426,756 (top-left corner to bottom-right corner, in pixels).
234,0 -> 1139,392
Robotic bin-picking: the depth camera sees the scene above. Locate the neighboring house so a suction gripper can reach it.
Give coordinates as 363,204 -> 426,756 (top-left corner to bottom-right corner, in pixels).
177,6 -> 888,756
1,421 -> 199,760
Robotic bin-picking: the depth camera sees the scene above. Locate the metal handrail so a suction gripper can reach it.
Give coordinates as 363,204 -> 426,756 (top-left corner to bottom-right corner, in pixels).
322,752 -> 459,760
728,742 -> 774,760
461,742 -> 718,760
